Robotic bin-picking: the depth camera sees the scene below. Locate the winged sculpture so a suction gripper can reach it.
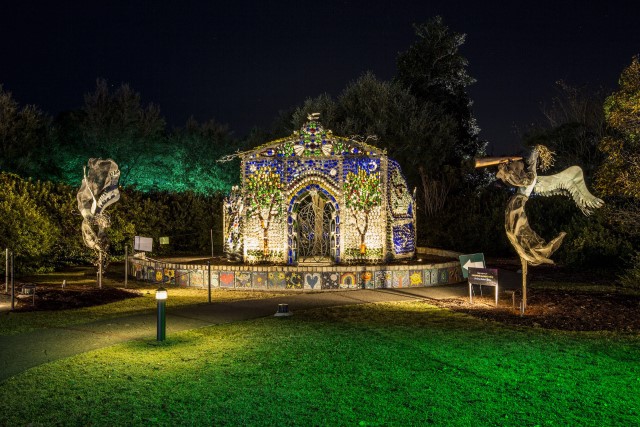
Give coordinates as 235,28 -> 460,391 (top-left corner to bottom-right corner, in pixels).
486,145 -> 604,265
476,145 -> 603,309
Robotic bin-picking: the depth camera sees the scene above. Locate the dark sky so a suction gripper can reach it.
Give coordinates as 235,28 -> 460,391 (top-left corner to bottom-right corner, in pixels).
2,1 -> 639,154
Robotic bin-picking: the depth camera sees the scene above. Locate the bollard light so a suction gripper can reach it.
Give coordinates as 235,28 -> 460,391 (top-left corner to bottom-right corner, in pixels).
274,303 -> 293,317
156,287 -> 167,341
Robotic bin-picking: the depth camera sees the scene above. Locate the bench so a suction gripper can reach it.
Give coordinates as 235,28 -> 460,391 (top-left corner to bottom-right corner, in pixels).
17,283 -> 37,305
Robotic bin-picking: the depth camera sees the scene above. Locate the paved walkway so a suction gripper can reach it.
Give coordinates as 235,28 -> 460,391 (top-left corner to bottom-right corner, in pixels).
0,285 -> 467,382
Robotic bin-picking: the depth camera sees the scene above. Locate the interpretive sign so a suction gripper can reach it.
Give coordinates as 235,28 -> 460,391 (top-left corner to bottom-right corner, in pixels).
468,267 -> 499,306
134,236 -> 153,252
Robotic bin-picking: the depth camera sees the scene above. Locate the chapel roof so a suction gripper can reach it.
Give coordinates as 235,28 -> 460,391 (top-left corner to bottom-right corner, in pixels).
242,115 -> 386,160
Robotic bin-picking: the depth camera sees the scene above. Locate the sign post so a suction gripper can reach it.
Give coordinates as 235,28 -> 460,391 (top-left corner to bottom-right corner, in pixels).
459,253 -> 486,279
468,267 -> 499,306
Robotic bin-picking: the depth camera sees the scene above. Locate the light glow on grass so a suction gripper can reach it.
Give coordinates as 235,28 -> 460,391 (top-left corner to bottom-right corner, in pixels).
0,288 -> 293,336
0,301 -> 638,426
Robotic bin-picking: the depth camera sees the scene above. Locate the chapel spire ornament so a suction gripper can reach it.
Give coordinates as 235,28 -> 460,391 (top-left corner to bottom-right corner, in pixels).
476,145 -> 603,310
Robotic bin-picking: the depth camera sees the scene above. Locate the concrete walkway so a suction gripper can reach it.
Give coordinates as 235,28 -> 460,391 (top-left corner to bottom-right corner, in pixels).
0,285 -> 467,382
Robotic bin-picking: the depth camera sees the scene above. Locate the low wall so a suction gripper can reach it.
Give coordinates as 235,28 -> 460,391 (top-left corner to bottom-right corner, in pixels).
129,251 -> 463,290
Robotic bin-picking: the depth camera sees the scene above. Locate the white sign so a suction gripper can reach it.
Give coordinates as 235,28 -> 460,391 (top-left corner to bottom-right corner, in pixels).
134,236 -> 153,252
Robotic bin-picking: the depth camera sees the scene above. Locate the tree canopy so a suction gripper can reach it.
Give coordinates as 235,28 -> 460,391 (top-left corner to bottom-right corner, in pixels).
595,56 -> 640,198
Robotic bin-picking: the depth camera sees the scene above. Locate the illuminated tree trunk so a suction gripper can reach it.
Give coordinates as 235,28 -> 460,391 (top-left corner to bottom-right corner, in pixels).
260,218 -> 269,256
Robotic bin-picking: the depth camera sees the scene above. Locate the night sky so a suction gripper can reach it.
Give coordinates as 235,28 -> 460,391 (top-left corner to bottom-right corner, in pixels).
2,1 -> 639,154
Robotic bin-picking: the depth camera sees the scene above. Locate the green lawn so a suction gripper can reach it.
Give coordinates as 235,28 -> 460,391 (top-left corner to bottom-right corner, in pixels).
1,267 -> 292,336
1,301 -> 638,426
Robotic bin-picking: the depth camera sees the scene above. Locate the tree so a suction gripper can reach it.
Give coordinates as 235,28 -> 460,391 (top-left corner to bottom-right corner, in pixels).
159,117 -> 237,194
396,16 -> 485,166
244,166 -> 284,256
596,56 -> 640,198
52,79 -> 166,186
0,85 -> 50,177
292,73 -> 457,185
0,174 -> 57,270
595,56 -> 640,238
525,81 -> 607,177
344,168 -> 382,253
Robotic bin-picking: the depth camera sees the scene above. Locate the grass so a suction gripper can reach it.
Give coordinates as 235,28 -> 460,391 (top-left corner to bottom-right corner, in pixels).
0,266 -> 293,336
0,301 -> 638,426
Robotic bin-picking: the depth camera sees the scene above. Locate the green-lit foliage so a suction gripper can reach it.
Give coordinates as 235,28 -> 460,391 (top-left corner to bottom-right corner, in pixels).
0,173 -> 225,270
596,56 -> 640,198
0,174 -> 58,271
44,80 -> 239,194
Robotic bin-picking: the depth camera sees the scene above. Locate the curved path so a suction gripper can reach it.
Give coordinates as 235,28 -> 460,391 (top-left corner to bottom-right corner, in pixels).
0,285 -> 467,382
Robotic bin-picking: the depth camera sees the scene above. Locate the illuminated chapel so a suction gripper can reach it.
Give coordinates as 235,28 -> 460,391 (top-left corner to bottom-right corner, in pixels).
223,118 -> 416,265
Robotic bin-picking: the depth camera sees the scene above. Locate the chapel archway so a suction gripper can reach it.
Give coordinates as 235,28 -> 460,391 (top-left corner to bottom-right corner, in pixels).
288,185 -> 339,264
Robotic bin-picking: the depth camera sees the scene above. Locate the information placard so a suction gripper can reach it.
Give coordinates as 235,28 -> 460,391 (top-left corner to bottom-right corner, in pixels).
134,236 -> 153,252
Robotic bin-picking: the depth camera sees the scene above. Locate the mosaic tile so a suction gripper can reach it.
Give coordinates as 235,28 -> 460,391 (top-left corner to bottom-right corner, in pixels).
190,270 -> 205,287
448,266 -> 462,284
374,270 -> 392,289
176,270 -> 189,287
268,271 -> 287,289
219,271 -> 235,288
321,272 -> 339,290
162,269 -> 176,285
426,269 -> 438,286
340,272 -> 358,289
438,268 -> 449,285
409,270 -> 423,287
209,271 -> 219,288
392,270 -> 409,288
146,267 -> 155,282
361,271 -> 374,289
236,271 -> 252,288
286,271 -> 303,289
133,264 -> 143,280
304,273 -> 321,290
252,272 -> 268,289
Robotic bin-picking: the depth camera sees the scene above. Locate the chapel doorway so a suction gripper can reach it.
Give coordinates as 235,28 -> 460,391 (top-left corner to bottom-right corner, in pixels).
293,189 -> 336,263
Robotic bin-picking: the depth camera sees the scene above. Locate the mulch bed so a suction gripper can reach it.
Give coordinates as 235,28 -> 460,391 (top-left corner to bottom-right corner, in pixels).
426,289 -> 640,333
8,285 -> 140,312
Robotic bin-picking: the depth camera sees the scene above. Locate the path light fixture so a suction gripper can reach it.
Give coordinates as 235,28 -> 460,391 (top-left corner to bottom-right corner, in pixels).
156,287 -> 168,341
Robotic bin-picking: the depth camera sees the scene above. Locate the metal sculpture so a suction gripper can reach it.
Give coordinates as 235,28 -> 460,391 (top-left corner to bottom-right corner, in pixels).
477,145 -> 604,309
77,158 -> 121,287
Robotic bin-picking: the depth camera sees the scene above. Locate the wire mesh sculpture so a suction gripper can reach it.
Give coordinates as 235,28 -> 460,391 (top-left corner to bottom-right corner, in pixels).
477,145 -> 604,309
77,158 -> 121,287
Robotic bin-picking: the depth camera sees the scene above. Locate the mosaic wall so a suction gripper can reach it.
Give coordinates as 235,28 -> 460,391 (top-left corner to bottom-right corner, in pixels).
129,258 -> 463,291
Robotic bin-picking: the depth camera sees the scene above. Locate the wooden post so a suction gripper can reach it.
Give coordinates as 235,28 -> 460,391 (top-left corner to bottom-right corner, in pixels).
521,257 -> 528,311
10,251 -> 14,310
124,245 -> 128,288
4,248 -> 7,293
98,251 -> 103,289
207,261 -> 212,304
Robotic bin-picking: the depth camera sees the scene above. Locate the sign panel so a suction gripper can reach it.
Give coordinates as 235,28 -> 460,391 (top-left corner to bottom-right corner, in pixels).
159,236 -> 170,245
459,253 -> 485,278
134,236 -> 153,252
468,267 -> 498,287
